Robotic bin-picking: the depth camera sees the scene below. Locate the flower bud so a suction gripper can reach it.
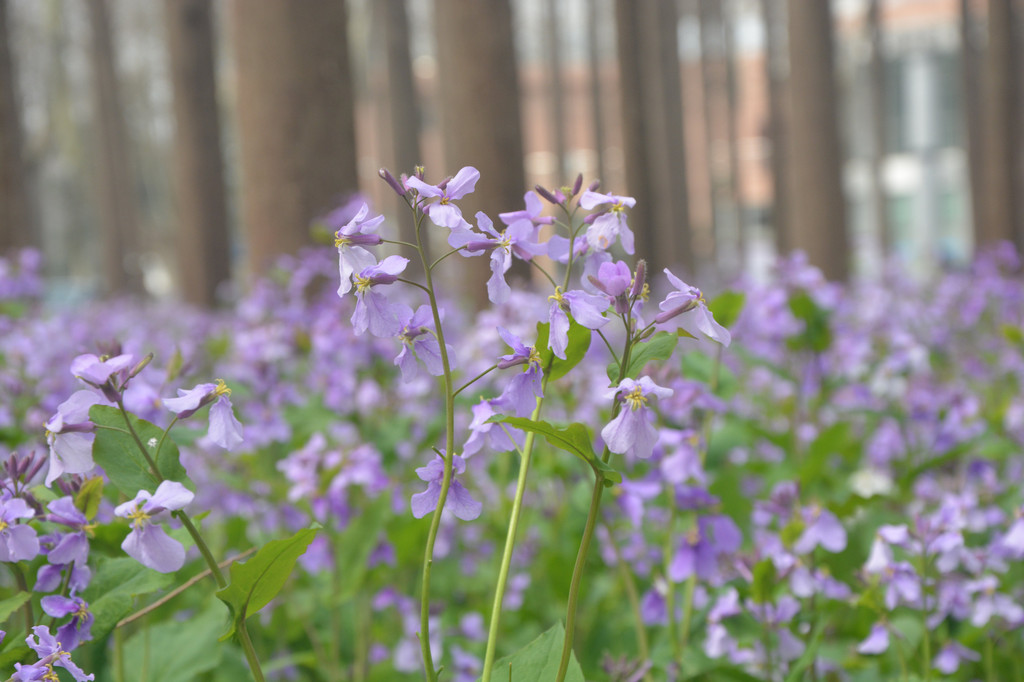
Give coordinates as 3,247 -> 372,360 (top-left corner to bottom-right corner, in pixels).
630,260 -> 647,299
571,173 -> 583,197
587,179 -> 601,192
129,353 -> 154,380
534,184 -> 560,204
379,168 -> 406,196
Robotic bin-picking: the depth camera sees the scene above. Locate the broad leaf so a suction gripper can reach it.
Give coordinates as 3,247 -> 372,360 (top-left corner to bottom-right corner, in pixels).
708,290 -> 746,329
491,416 -> 621,485
89,405 -> 191,495
120,603 -> 225,682
0,591 -> 30,623
607,332 -> 678,382
83,556 -> 175,641
74,476 -> 104,519
536,320 -> 591,383
492,622 -> 584,682
216,527 -> 318,640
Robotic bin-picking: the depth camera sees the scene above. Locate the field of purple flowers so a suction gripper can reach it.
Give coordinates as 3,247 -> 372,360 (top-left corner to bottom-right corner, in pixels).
1,172 -> 1024,682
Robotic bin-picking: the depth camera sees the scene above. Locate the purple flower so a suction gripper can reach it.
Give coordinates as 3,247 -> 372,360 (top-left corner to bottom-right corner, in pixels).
114,481 -> 194,573
579,191 -> 636,253
351,256 -> 410,337
406,166 -> 480,228
547,287 -> 609,359
463,398 -> 524,456
792,505 -> 847,554
16,625 -> 94,681
0,496 -> 39,562
332,203 -> 385,296
44,497 -> 91,566
465,212 -> 546,305
164,380 -> 243,451
410,454 -> 482,521
40,595 -> 93,651
498,191 -> 554,227
601,377 -> 672,459
394,305 -> 451,382
933,641 -> 980,675
668,514 -> 742,582
655,270 -> 731,346
857,623 -> 890,654
44,391 -> 101,486
496,327 -> 544,417
69,353 -> 133,386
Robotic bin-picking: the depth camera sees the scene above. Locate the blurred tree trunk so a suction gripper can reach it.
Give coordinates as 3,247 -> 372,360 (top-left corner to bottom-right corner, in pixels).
867,0 -> 890,254
378,0 -> 423,271
761,0 -> 789,254
165,0 -> 231,307
723,0 -> 745,272
615,0 -> 692,275
586,0 -> 606,184
545,0 -> 567,182
86,0 -> 144,295
0,0 -> 33,252
231,0 -> 358,278
978,0 -> 1022,251
786,0 -> 849,281
434,0 -> 525,305
959,0 -> 985,242
698,0 -> 722,269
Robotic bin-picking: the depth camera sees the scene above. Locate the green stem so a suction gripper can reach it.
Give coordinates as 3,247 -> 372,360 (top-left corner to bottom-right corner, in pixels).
678,573 -> 698,654
554,472 -> 607,682
9,563 -> 32,634
115,398 -> 163,480
480,393 -> 546,681
663,514 -> 681,661
174,511 -> 226,588
604,522 -> 652,681
920,550 -> 932,682
238,619 -> 267,682
453,364 -> 499,398
414,210 -> 457,682
985,635 -> 995,682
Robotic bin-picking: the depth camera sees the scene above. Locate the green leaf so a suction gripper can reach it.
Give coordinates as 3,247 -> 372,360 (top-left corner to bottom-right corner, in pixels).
216,527 -> 318,640
335,497 -> 389,602
0,591 -> 31,623
798,422 -> 855,489
607,331 -> 678,382
83,556 -> 175,640
787,291 -> 832,353
74,475 -> 104,519
751,558 -> 777,604
536,320 -> 591,382
89,405 -> 191,495
492,622 -> 584,682
119,603 -> 225,682
490,416 -> 621,485
708,290 -> 746,329
783,618 -> 828,682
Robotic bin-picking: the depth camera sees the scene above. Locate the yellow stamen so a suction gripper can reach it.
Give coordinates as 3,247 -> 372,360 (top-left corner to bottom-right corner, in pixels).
548,287 -> 564,305
354,274 -> 372,293
624,385 -> 648,411
126,507 -> 150,529
214,378 -> 231,397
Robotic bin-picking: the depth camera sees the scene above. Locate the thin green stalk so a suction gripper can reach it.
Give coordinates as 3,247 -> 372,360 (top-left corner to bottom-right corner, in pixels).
454,364 -> 499,398
920,549 -> 932,682
480,395 -> 546,681
413,210 -> 457,682
9,563 -> 32,634
238,619 -> 267,682
985,635 -> 995,682
114,625 -> 126,682
663,514 -> 681,661
555,471 -> 607,682
604,521 -> 652,681
174,511 -> 226,588
678,573 -> 698,654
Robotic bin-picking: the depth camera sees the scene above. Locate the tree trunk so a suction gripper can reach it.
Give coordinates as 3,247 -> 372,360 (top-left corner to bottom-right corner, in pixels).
723,0 -> 744,273
786,0 -> 850,281
86,0 -> 144,296
372,0 -> 424,274
545,0 -> 567,182
615,0 -> 692,275
960,0 -> 985,243
978,0 -> 1022,251
586,0 -> 606,184
867,0 -> 891,254
698,0 -> 722,269
0,0 -> 33,253
761,0 -> 790,254
231,0 -> 359,279
164,0 -> 231,307
434,0 -> 526,305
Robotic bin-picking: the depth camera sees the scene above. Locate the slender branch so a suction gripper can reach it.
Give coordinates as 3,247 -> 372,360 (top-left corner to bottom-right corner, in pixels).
174,511 -> 227,588
453,364 -> 499,398
603,521 -> 652,681
528,258 -> 559,289
117,548 -> 256,628
382,238 -> 420,250
397,278 -> 431,294
595,329 -> 621,367
428,245 -> 468,271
